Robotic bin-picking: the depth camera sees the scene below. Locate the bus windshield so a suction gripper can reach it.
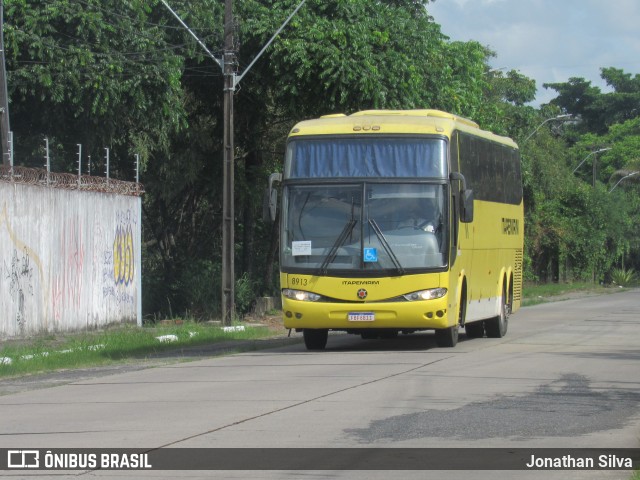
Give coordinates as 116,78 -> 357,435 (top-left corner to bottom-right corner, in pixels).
281,183 -> 448,274
286,137 -> 447,179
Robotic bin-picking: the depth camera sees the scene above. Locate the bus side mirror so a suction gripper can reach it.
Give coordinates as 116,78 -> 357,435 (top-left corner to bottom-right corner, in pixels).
450,172 -> 474,223
461,189 -> 474,223
263,173 -> 282,223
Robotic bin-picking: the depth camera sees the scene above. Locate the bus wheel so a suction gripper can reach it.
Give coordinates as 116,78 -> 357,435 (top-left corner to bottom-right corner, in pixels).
486,291 -> 508,338
303,329 -> 328,350
435,325 -> 458,348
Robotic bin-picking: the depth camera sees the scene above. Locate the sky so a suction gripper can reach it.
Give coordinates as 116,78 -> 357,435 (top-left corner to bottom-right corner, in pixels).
427,0 -> 640,106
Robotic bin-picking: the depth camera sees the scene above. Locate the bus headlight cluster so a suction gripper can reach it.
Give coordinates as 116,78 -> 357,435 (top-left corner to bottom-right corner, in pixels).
282,289 -> 322,302
403,288 -> 447,301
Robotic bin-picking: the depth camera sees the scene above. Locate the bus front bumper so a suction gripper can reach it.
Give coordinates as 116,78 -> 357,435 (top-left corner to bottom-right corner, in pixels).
282,296 -> 452,331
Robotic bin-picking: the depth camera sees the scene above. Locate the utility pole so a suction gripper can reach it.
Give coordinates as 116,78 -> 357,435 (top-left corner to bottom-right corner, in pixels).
160,0 -> 306,326
221,0 -> 236,326
0,0 -> 11,165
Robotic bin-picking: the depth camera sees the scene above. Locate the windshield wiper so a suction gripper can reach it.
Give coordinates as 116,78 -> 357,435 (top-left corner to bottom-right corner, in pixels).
368,219 -> 405,275
320,218 -> 357,274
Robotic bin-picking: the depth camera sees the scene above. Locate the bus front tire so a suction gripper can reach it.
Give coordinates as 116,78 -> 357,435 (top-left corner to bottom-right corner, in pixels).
303,329 -> 328,350
435,325 -> 459,348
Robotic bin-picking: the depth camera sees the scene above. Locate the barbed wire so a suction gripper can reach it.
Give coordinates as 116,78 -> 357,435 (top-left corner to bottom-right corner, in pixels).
0,165 -> 144,197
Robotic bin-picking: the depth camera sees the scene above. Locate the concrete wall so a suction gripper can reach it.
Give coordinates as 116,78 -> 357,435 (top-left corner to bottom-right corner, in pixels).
0,181 -> 141,338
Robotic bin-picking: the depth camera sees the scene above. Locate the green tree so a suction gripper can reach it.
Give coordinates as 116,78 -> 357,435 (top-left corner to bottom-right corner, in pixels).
538,69 -> 640,282
5,0 -> 186,174
476,67 -> 538,138
544,68 -> 640,135
519,118 -> 572,282
566,117 -> 640,279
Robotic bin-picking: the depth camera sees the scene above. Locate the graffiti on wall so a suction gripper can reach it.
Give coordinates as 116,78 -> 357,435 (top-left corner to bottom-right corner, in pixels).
113,223 -> 134,286
4,249 -> 34,334
102,209 -> 136,306
52,217 -> 85,322
1,203 -> 45,336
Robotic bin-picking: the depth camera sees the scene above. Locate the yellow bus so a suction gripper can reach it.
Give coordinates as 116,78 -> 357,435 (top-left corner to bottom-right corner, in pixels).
268,110 -> 523,349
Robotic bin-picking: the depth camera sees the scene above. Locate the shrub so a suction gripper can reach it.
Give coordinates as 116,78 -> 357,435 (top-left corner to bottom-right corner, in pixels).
610,268 -> 637,287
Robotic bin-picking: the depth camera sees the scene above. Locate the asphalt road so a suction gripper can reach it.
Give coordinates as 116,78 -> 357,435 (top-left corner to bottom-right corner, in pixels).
0,289 -> 639,479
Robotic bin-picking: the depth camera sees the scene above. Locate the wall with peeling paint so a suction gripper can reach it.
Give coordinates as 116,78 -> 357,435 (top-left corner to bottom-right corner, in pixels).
0,181 -> 141,338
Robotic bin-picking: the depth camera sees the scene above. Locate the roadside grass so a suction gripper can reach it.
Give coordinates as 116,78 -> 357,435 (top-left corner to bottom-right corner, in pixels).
0,321 -> 273,379
522,281 -> 626,307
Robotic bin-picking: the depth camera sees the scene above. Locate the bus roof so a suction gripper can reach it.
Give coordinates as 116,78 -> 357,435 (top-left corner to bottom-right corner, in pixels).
289,109 -> 518,149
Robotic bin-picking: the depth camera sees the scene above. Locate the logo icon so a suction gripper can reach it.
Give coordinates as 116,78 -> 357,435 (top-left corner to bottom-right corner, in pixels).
357,288 -> 368,300
8,450 -> 40,469
363,247 -> 378,262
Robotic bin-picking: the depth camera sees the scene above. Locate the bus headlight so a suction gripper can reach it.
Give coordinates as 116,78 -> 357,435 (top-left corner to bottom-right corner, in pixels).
403,288 -> 447,301
282,289 -> 322,302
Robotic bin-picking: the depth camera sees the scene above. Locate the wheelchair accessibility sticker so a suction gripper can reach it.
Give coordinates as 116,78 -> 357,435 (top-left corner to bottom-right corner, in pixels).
363,247 -> 378,262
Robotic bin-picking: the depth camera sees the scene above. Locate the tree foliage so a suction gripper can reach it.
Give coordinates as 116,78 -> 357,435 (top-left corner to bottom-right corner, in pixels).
545,68 -> 640,134
5,0 -> 187,173
527,69 -> 640,281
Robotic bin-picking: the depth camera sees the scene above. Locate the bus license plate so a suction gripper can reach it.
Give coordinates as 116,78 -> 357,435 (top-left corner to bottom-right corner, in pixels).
348,312 -> 375,322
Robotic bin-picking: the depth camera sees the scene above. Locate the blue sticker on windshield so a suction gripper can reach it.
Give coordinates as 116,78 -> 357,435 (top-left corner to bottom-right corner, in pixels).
363,247 -> 378,262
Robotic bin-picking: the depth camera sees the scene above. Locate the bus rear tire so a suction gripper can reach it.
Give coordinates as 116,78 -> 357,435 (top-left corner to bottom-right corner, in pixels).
435,325 -> 458,348
486,291 -> 508,338
303,329 -> 328,350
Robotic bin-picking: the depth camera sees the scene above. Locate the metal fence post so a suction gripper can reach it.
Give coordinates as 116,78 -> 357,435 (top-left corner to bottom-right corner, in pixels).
77,144 -> 82,186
